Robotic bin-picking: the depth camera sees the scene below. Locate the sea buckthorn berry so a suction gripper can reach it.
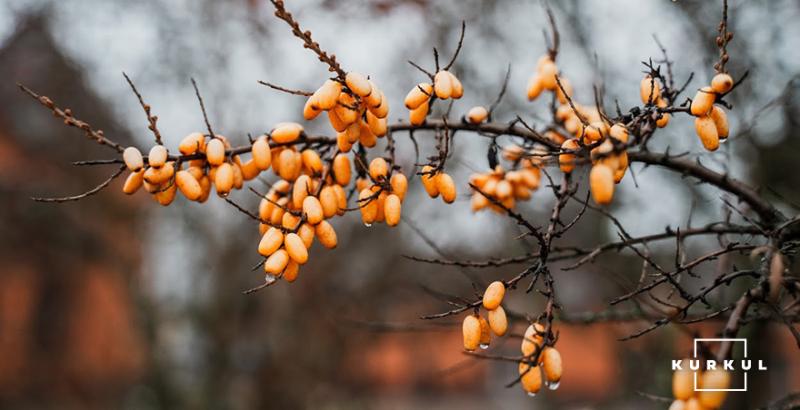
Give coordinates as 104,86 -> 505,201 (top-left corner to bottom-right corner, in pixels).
327,110 -> 348,132
540,347 -> 562,384
538,59 -> 558,90
390,173 -> 408,201
640,75 -> 661,104
519,362 -> 542,395
487,305 -> 508,336
284,233 -> 308,265
366,111 -> 387,137
154,183 -> 177,206
690,86 -> 716,116
122,170 -> 144,194
420,165 -> 439,198
709,105 -> 729,139
206,138 -> 226,166
695,115 -> 720,151
462,315 -> 481,351
448,71 -> 464,99
527,74 -> 544,101
384,194 -> 402,227
368,157 -> 389,181
175,170 -> 202,201
278,149 -> 302,181
369,91 -> 389,118
240,159 -> 260,180
148,145 -> 168,168
559,139 -> 579,173
144,162 -> 174,185
467,106 -> 489,124
315,220 -> 338,249
333,154 -> 351,186
264,249 -> 289,275
364,80 -> 383,108
302,196 -> 324,225
436,173 -> 457,204
521,323 -> 545,356
345,72 -> 372,97
303,95 -> 322,120
272,122 -> 303,144
482,281 -> 505,310
123,147 -> 144,171
409,100 -> 429,125
315,79 -> 341,110
711,73 -> 734,94
282,261 -> 300,282
179,132 -> 205,155
589,164 -> 614,205
252,136 -> 271,170
292,175 -> 311,209
699,369 -> 730,409
359,188 -> 378,224
319,186 -> 338,219
215,162 -> 234,196
297,223 -> 315,248
478,315 -> 491,348
609,123 -> 629,144
405,83 -> 432,109
259,228 -> 284,257
282,212 -> 301,230
434,70 -> 453,99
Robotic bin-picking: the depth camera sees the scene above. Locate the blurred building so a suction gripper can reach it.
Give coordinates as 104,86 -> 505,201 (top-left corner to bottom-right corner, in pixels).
0,14 -> 146,407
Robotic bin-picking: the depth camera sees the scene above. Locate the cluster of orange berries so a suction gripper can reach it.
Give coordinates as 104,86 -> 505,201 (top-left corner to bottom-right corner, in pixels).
418,165 -> 457,204
355,157 -> 408,227
462,281 -> 508,351
469,146 -> 543,212
519,323 -> 563,396
525,54 -> 632,206
404,70 -> 464,125
690,73 -> 732,151
670,363 -> 730,410
303,72 -> 389,152
121,131 -> 274,204
460,281 -> 562,396
640,75 -> 673,128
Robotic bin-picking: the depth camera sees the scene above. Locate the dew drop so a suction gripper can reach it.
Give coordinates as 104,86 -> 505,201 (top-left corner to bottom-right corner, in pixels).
364,222 -> 372,227
526,392 -> 537,398
479,343 -> 489,350
548,381 -> 560,390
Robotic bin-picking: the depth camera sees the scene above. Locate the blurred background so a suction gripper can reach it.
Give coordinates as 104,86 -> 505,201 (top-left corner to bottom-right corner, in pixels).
1,0 -> 799,408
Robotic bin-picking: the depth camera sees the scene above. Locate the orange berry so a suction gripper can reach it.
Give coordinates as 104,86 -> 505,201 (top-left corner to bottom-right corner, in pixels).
315,220 -> 338,249
264,249 -> 289,275
384,193 -> 402,227
436,173 -> 457,203
175,170 -> 202,201
333,154 -> 351,186
302,196 -> 324,225
148,145 -> 168,168
487,305 -> 508,336
123,147 -> 144,171
206,138 -> 226,166
690,86 -> 716,116
404,82 -> 432,109
589,164 -> 614,205
711,73 -> 734,94
345,72 -> 372,97
482,281 -> 505,310
695,115 -> 720,151
462,315 -> 481,351
284,233 -> 308,265
122,170 -> 144,194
